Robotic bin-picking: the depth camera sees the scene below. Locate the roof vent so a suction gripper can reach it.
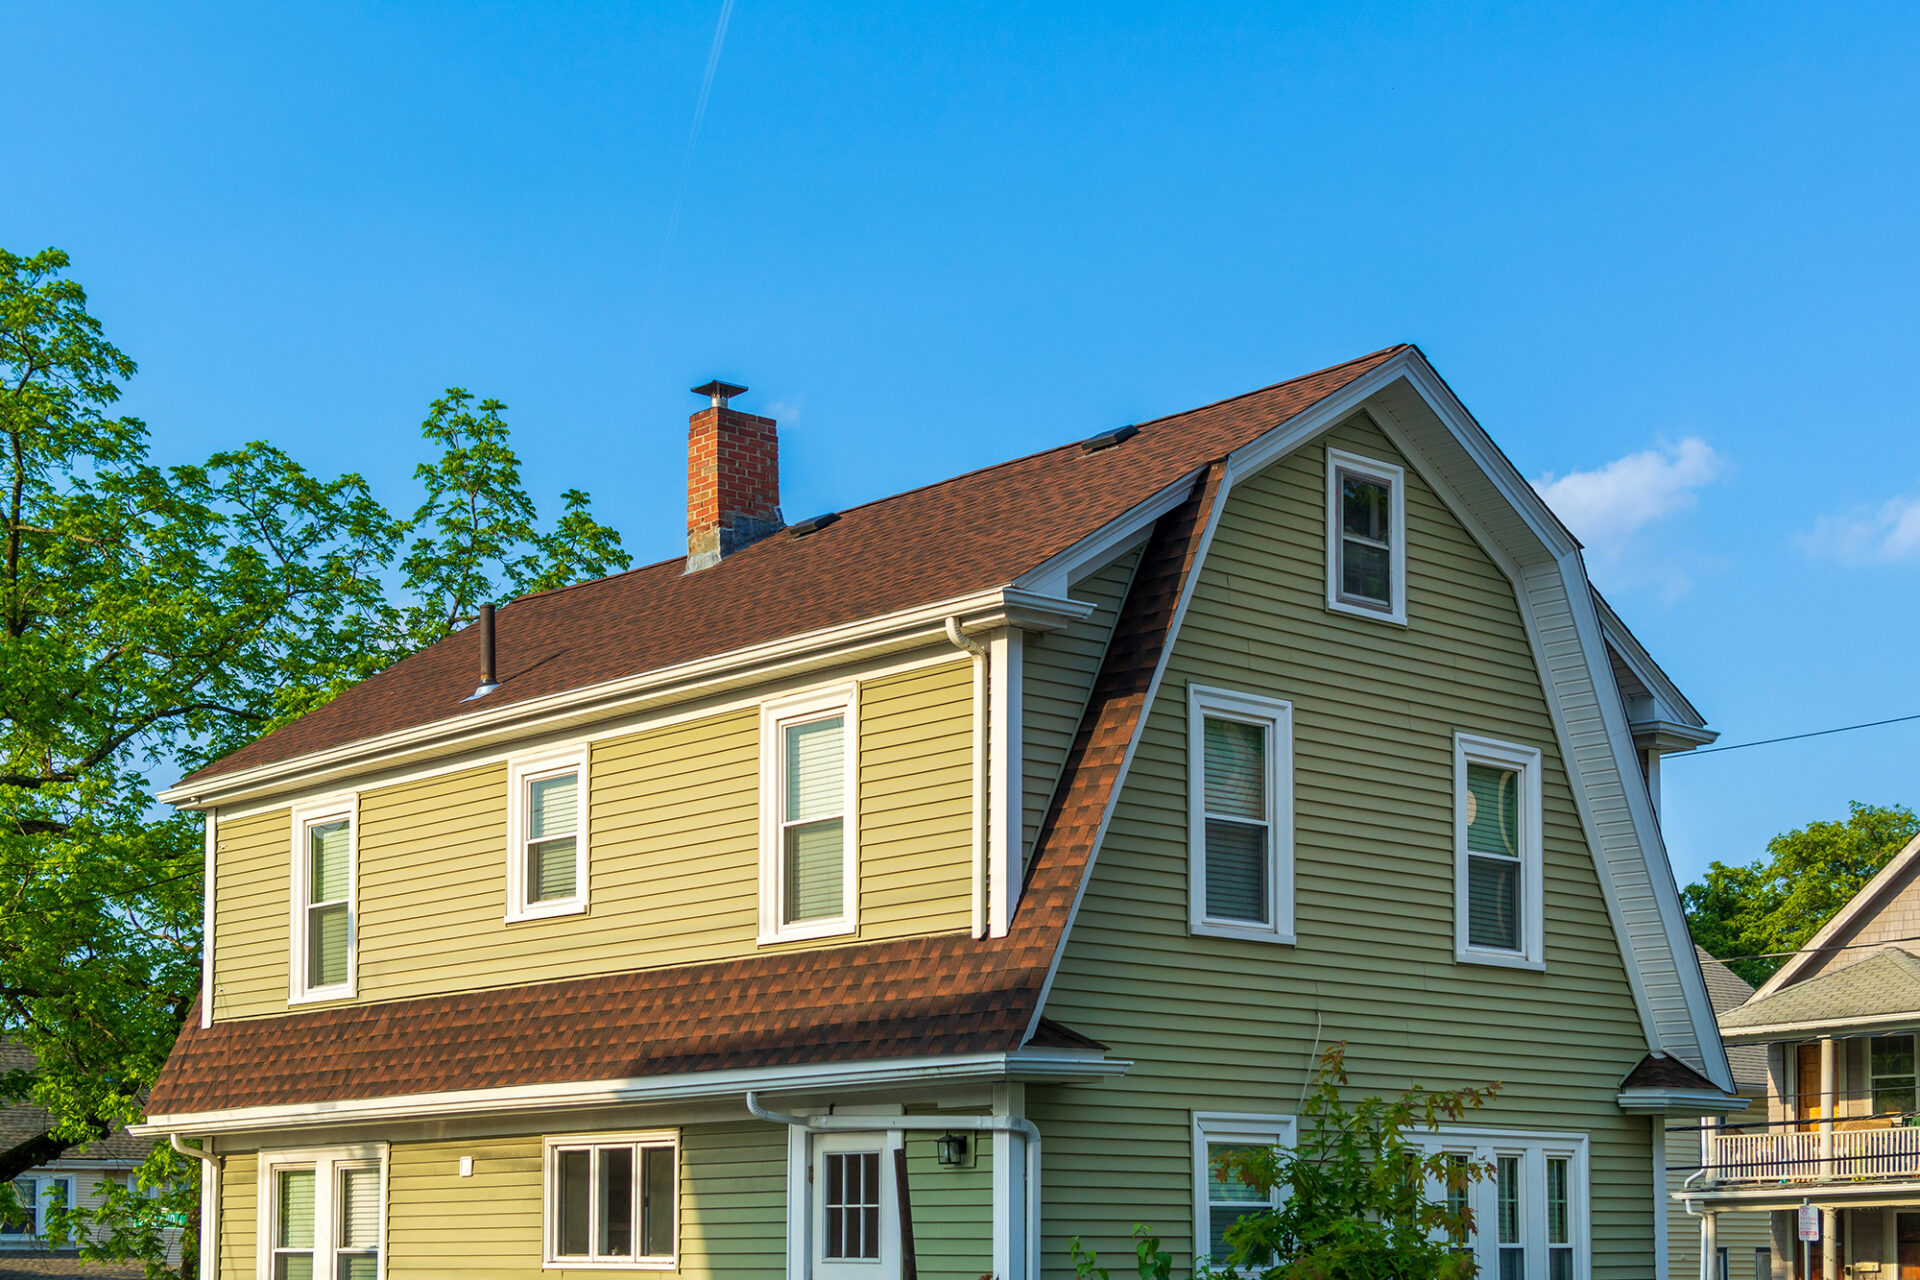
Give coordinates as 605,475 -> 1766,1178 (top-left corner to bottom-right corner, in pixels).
788,511 -> 840,537
1080,424 -> 1139,454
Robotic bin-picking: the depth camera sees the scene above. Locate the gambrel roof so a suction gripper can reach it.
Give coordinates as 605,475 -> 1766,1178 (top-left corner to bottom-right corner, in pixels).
145,345 -> 1733,1127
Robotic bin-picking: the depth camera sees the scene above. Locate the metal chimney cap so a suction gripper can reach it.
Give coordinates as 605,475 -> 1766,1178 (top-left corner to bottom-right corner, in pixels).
691,380 -> 749,408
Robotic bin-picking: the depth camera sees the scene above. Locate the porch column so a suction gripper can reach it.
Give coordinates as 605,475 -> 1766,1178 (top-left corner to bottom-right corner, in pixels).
991,1084 -> 1029,1280
1820,1036 -> 1836,1182
1822,1207 -> 1839,1278
1699,1209 -> 1717,1280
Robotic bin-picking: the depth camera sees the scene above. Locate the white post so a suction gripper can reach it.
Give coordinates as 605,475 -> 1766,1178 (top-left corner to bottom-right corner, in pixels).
1820,1037 -> 1836,1182
986,631 -> 1023,937
991,1084 -> 1029,1280
1822,1206 -> 1839,1279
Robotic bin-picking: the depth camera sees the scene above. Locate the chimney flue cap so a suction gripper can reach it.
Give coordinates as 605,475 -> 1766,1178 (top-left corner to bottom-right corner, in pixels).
691,379 -> 749,409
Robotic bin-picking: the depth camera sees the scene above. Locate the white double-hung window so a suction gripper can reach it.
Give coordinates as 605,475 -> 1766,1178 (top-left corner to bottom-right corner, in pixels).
545,1131 -> 678,1270
290,799 -> 356,1002
760,686 -> 859,943
1188,686 -> 1294,944
3,1174 -> 72,1238
1191,1112 -> 1294,1268
1325,447 -> 1407,624
1419,1129 -> 1587,1280
257,1145 -> 384,1280
507,747 -> 590,921
1454,735 -> 1544,969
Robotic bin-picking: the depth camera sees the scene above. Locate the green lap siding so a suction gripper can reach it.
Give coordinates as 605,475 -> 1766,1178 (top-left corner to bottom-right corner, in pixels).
1038,413 -> 1657,1276
903,1123 -> 995,1280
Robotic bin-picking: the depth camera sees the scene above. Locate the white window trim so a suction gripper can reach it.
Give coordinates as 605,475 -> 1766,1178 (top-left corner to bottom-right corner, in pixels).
1188,686 -> 1295,945
254,1142 -> 387,1280
1324,446 -> 1408,625
1413,1126 -> 1589,1280
541,1129 -> 679,1271
506,745 -> 591,923
1191,1111 -> 1295,1270
758,684 -> 860,945
288,796 -> 358,1005
1,1173 -> 74,1239
1453,733 -> 1545,971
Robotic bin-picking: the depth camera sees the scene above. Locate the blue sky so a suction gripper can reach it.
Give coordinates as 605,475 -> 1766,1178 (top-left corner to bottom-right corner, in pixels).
7,1 -> 1919,887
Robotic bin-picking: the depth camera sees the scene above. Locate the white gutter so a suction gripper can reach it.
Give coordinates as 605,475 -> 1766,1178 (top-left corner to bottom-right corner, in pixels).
746,1091 -> 1043,1280
945,617 -> 992,940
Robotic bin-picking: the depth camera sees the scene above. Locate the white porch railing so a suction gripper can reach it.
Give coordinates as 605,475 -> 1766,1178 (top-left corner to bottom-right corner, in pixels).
1711,1125 -> 1920,1183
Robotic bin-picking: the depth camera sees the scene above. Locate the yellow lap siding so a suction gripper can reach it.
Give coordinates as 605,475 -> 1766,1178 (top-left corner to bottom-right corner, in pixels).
217,1152 -> 256,1280
1039,414 -> 1658,1276
211,656 -> 975,1017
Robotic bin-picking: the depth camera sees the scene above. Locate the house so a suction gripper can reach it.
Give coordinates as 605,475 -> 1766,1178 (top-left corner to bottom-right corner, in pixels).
1668,950 -> 1771,1280
135,346 -> 1742,1279
1685,832 -> 1920,1278
0,1043 -> 158,1273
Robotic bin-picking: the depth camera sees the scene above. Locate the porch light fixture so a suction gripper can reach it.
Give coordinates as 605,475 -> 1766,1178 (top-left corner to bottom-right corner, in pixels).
935,1133 -> 969,1168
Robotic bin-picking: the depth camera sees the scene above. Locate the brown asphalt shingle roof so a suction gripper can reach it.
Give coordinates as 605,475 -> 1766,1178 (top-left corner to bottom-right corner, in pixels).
148,463 -> 1227,1116
181,347 -> 1406,786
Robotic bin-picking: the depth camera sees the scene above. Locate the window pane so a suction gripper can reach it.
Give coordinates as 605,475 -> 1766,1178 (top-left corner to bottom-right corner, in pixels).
1468,854 -> 1521,951
338,1168 -> 379,1250
337,1258 -> 378,1280
275,1259 -> 315,1280
530,837 -> 577,902
529,774 -> 578,840
1546,1156 -> 1569,1244
599,1147 -> 633,1257
1341,539 -> 1391,603
557,1150 -> 591,1257
784,819 -> 844,923
786,717 -> 845,822
824,1152 -> 881,1261
1466,765 -> 1521,858
641,1146 -> 675,1258
5,1178 -> 33,1234
1341,474 -> 1389,541
1206,1144 -> 1267,1204
1202,717 -> 1265,820
1879,1084 -> 1919,1115
309,903 -> 350,988
1500,1252 -> 1526,1280
309,820 -> 350,903
1205,819 -> 1269,923
1873,1036 -> 1916,1077
1497,1156 -> 1521,1243
277,1170 -> 316,1249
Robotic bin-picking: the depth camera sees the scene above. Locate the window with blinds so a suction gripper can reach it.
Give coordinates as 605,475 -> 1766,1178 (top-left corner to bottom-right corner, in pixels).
1454,736 -> 1543,968
547,1132 -> 677,1267
761,689 -> 857,943
508,749 -> 590,920
261,1149 -> 384,1280
274,1167 -> 316,1280
335,1166 -> 379,1280
295,807 -> 354,998
527,772 -> 579,903
1190,1113 -> 1292,1268
1188,687 -> 1294,943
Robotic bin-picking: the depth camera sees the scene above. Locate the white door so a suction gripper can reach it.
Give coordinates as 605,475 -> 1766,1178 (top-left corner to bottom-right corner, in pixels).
812,1132 -> 898,1280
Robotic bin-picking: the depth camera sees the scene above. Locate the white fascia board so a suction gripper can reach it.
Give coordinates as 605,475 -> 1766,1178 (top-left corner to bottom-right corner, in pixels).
1680,1181 -> 1920,1211
1720,1009 -> 1920,1043
161,585 -> 1091,812
134,1047 -> 1129,1138
1615,1088 -> 1748,1115
1757,831 -> 1920,997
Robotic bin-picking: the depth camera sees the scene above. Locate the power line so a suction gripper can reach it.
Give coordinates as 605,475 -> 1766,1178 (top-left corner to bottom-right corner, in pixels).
1671,711 -> 1920,759
1705,930 -> 1920,965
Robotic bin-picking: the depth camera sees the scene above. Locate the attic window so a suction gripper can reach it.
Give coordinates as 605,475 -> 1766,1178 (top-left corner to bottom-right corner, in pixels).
1080,424 -> 1139,454
1324,447 -> 1407,625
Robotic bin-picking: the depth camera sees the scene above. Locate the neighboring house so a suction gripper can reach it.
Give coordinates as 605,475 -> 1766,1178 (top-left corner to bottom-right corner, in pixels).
135,347 -> 1742,1280
1668,950 -> 1771,1280
0,1044 -> 154,1269
1688,832 -> 1920,1279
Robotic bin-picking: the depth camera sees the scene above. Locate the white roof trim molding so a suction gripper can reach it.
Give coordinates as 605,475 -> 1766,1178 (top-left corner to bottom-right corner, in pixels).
1159,346 -> 1730,1091
1591,591 -> 1717,751
1757,831 -> 1920,998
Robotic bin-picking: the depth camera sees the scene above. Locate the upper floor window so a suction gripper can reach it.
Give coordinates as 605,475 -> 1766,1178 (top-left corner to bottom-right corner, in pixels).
1453,735 -> 1544,970
1418,1129 -> 1587,1280
3,1174 -> 71,1238
1191,1112 -> 1294,1268
507,747 -> 590,922
1325,448 -> 1407,624
760,686 -> 859,944
290,800 -> 355,1003
545,1130 -> 678,1269
1187,687 -> 1294,944
259,1144 -> 384,1280
1872,1034 -> 1918,1115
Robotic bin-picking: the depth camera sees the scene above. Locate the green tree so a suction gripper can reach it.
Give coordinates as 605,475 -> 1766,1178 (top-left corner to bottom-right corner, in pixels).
0,246 -> 629,1277
1684,801 -> 1920,985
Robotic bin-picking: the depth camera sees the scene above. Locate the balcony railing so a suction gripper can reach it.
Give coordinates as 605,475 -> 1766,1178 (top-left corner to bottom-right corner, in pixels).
1711,1125 -> 1920,1183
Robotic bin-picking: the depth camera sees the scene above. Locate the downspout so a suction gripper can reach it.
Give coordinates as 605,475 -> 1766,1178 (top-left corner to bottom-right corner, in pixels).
944,617 -> 990,939
170,1136 -> 220,1280
747,1091 -> 1042,1280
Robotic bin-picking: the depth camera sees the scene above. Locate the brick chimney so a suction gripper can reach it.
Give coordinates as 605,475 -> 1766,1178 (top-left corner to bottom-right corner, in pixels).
686,380 -> 783,572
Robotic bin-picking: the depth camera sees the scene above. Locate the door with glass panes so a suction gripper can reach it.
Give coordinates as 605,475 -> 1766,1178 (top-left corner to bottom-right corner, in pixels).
812,1132 -> 898,1280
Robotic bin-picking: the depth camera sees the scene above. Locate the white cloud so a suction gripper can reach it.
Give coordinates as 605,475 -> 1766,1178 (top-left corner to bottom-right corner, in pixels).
1797,493 -> 1920,565
1530,437 -> 1725,600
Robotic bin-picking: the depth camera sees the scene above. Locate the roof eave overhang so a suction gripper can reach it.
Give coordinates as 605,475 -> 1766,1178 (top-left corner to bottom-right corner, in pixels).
1615,1087 -> 1748,1115
1591,589 -> 1712,736
161,584 -> 1098,811
135,1046 -> 1131,1138
1721,1009 -> 1920,1043
1678,1180 -> 1920,1210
